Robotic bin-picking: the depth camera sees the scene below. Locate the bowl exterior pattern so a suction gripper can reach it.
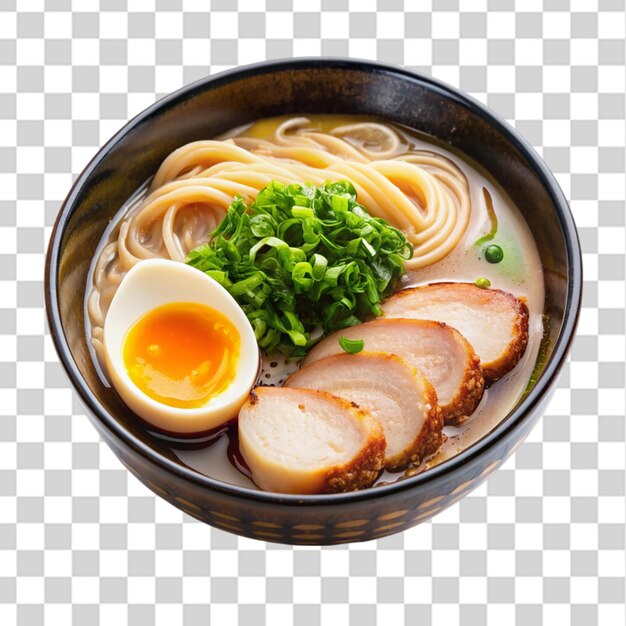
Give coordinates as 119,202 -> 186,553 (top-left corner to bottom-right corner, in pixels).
84,389 -> 554,545
46,59 -> 581,545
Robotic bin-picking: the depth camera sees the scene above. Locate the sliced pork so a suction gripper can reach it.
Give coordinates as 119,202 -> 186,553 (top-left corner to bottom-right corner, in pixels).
286,352 -> 443,471
303,318 -> 484,425
238,386 -> 386,494
381,282 -> 529,383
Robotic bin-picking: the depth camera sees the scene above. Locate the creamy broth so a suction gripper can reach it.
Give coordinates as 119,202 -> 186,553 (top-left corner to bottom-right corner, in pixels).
86,114 -> 544,490
171,115 -> 545,488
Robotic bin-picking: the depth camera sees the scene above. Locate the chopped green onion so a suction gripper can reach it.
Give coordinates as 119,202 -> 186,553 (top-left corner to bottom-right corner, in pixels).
331,195 -> 349,213
291,206 -> 315,219
186,180 -> 411,355
338,336 -> 365,354
474,187 -> 498,247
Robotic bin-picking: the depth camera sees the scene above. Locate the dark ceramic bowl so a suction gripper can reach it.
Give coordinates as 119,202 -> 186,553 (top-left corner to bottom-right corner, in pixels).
46,59 -> 581,545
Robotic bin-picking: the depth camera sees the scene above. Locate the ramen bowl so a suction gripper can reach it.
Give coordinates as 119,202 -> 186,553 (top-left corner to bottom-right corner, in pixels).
45,59 -> 581,545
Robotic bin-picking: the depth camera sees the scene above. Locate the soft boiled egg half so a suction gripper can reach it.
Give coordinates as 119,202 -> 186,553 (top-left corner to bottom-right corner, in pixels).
103,259 -> 259,435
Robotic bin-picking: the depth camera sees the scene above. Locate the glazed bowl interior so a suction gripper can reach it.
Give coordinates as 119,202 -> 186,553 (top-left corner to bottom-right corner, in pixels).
47,59 -> 580,509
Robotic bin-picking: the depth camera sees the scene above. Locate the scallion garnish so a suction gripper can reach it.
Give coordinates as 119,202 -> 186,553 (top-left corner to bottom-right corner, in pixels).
474,187 -> 498,247
186,181 -> 412,356
338,336 -> 365,354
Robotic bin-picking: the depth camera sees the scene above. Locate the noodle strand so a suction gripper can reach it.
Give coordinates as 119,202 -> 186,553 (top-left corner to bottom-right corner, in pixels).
88,117 -> 471,353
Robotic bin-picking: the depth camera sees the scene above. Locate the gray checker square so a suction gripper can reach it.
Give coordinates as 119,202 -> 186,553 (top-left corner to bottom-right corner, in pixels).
3,2 -> 624,625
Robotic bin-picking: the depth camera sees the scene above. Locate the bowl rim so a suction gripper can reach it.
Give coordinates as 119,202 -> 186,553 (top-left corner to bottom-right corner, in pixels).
45,57 -> 582,506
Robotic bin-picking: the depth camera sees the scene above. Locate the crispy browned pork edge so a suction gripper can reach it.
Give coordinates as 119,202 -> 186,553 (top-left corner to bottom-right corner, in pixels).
323,406 -> 387,493
483,296 -> 530,383
437,323 -> 485,425
382,282 -> 530,384
384,369 -> 444,472
302,317 -> 485,425
240,387 -> 386,494
296,392 -> 387,494
286,351 -> 444,471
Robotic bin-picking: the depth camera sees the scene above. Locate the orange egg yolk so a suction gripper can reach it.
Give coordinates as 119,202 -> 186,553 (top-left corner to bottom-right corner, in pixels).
123,302 -> 240,409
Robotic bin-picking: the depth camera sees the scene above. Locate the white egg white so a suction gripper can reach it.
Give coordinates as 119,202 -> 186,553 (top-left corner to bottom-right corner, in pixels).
103,259 -> 259,434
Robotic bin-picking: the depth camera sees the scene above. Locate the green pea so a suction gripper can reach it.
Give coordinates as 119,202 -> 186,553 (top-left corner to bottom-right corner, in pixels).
484,244 -> 504,263
475,277 -> 491,289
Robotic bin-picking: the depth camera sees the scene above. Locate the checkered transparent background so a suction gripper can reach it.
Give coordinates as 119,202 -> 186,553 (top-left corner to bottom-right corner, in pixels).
1,1 -> 625,624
